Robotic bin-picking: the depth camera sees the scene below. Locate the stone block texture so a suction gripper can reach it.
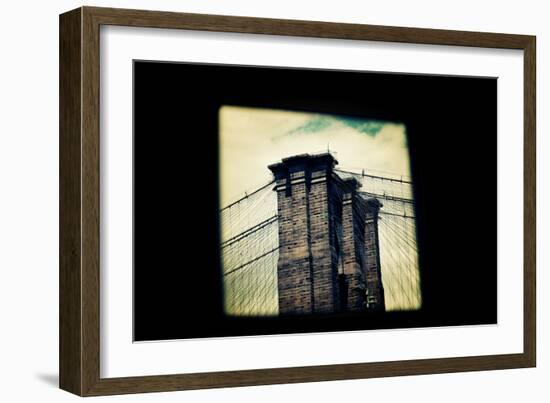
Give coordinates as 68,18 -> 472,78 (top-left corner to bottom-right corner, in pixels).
269,153 -> 385,315
364,198 -> 385,311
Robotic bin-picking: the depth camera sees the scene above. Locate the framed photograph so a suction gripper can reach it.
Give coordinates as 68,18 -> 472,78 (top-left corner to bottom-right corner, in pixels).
59,6 -> 536,396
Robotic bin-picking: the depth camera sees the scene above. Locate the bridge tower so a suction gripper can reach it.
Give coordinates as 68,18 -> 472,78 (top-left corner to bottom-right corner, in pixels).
268,153 -> 385,315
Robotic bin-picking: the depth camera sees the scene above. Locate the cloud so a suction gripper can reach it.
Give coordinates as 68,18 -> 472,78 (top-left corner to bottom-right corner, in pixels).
337,117 -> 386,137
283,114 -> 390,138
286,115 -> 333,135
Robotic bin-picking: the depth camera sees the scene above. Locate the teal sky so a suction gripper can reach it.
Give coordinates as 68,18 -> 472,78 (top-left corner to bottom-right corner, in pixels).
286,115 -> 387,137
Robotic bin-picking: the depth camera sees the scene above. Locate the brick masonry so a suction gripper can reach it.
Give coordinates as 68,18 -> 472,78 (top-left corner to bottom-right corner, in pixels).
269,153 -> 385,315
364,198 -> 385,311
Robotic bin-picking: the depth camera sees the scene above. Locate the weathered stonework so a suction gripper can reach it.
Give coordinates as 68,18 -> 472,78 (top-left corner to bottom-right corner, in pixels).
269,153 -> 384,315
364,198 -> 385,311
341,177 -> 368,312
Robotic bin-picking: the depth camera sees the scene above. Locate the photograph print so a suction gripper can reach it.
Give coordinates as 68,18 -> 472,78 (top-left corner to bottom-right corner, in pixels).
220,106 -> 420,317
133,61 -> 497,341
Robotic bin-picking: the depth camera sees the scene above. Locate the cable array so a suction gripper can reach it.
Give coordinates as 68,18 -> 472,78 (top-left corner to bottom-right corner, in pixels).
221,180 -> 278,316
337,167 -> 421,311
221,166 -> 422,315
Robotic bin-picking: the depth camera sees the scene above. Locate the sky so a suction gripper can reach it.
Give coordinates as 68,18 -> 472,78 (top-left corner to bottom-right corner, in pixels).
219,105 -> 411,207
219,105 -> 421,313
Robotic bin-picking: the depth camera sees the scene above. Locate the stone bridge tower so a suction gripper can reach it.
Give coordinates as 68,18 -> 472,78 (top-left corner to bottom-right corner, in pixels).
268,153 -> 385,315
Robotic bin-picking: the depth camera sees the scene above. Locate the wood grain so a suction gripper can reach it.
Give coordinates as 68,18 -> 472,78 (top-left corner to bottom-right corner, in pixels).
59,6 -> 536,396
523,37 -> 536,367
59,7 -> 82,396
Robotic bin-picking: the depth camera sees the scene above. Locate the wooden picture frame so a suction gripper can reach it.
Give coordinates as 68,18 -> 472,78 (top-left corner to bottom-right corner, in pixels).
59,6 -> 536,396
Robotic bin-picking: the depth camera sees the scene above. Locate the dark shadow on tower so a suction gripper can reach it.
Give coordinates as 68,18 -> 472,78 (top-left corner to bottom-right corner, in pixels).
268,153 -> 385,316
